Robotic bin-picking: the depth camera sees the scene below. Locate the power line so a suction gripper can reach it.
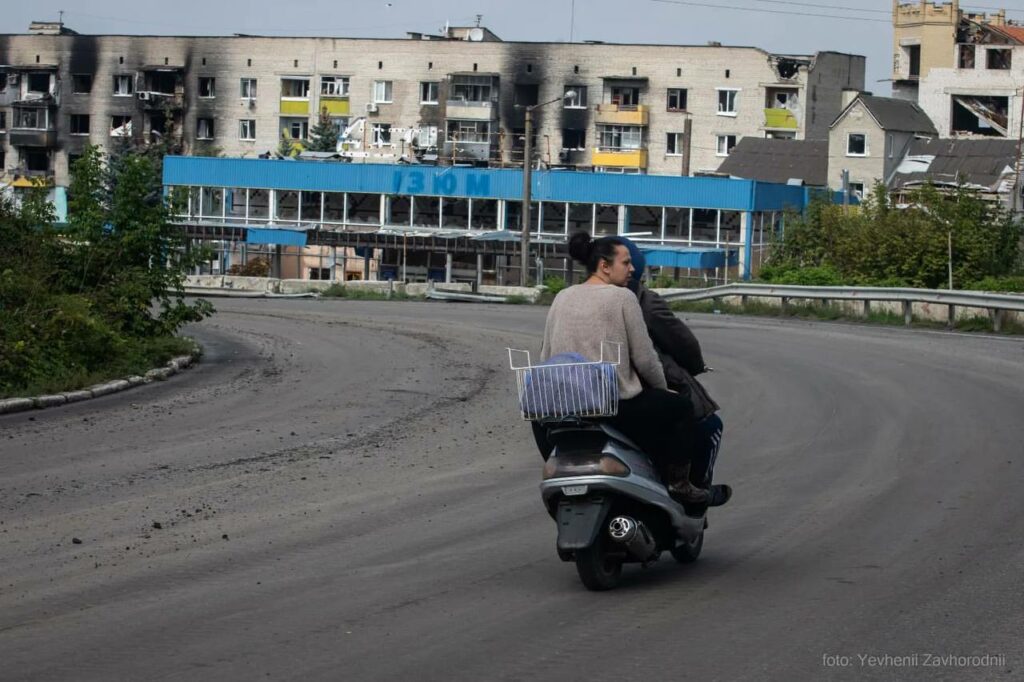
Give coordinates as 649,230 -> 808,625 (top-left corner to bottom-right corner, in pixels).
647,0 -> 890,22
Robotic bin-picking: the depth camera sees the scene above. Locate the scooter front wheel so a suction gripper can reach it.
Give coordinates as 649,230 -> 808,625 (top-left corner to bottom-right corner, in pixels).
574,536 -> 623,591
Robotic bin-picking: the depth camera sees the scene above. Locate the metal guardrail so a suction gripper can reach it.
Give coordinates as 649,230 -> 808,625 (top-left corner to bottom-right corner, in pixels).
659,284 -> 1024,331
425,289 -> 511,303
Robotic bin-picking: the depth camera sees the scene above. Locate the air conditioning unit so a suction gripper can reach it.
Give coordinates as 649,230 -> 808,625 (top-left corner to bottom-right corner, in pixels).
138,91 -> 151,101
246,97 -> 256,108
365,102 -> 379,114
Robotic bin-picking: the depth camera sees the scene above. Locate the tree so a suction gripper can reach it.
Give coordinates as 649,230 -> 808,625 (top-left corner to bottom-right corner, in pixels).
277,129 -> 297,158
307,106 -> 339,152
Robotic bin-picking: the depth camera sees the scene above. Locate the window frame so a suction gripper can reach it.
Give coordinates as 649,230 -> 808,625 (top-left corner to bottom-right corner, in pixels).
716,88 -> 739,116
280,78 -> 310,100
198,76 -> 216,98
239,119 -> 256,141
321,76 -> 350,97
373,80 -> 393,104
196,117 -> 215,140
420,81 -> 440,104
564,86 -> 588,109
666,132 -> 684,156
371,122 -> 393,146
69,113 -> 90,136
240,78 -> 258,100
846,132 -> 867,157
716,134 -> 737,157
113,74 -> 134,97
666,88 -> 688,112
71,74 -> 93,94
110,115 -> 132,137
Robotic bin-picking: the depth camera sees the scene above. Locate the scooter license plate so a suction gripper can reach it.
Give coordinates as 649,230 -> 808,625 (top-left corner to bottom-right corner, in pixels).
561,485 -> 588,496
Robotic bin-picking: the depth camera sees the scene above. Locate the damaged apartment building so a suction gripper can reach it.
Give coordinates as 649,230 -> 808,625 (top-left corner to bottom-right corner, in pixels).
893,0 -> 1024,138
0,20 -> 863,208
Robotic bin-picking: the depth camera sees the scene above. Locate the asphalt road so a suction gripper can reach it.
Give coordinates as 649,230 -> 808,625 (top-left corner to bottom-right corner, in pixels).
2,299 -> 1023,681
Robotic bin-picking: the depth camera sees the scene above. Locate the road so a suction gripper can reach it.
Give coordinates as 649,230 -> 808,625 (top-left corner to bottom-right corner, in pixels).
2,299 -> 1023,681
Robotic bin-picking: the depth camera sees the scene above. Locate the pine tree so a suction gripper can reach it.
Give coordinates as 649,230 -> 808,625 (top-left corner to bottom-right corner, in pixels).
307,107 -> 339,152
277,130 -> 296,158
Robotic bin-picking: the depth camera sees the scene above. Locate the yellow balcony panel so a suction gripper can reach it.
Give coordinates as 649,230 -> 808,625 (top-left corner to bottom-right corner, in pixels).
591,148 -> 648,168
319,99 -> 350,116
280,99 -> 310,115
764,107 -> 798,129
595,104 -> 649,126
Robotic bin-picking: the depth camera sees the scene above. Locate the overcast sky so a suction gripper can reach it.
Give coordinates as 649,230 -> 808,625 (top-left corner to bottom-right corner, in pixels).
6,1 -> 1024,96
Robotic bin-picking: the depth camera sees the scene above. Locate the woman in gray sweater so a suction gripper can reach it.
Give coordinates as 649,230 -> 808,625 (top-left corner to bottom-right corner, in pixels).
539,232 -> 709,504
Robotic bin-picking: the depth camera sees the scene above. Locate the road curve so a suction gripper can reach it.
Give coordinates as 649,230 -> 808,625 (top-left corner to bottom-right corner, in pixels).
2,299 -> 1023,681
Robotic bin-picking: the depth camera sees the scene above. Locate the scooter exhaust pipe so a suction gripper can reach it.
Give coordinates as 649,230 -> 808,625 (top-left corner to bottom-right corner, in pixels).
608,516 -> 657,562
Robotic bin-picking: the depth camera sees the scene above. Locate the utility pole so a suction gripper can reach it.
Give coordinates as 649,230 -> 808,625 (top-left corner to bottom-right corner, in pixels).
841,169 -> 850,214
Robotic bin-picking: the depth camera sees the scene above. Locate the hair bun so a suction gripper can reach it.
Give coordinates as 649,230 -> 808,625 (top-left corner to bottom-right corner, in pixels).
568,231 -> 593,265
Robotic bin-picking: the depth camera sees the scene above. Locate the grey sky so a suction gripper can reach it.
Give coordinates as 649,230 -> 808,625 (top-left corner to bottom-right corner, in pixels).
6,1 -> 1024,97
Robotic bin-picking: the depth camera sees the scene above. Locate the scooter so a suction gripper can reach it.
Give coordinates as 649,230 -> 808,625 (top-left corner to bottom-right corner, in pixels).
538,419 -> 708,590
510,343 -> 714,591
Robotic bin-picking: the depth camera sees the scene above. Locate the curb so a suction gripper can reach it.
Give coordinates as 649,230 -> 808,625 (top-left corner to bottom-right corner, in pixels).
0,350 -> 200,416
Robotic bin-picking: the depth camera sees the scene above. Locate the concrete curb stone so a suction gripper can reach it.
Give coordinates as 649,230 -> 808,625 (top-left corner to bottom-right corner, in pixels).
0,345 -> 201,415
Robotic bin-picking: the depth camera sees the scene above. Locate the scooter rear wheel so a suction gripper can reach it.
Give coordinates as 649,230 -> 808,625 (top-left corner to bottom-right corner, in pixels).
575,536 -> 623,591
670,530 -> 704,564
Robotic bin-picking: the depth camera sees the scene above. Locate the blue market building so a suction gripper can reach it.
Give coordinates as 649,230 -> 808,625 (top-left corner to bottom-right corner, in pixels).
164,156 -> 822,283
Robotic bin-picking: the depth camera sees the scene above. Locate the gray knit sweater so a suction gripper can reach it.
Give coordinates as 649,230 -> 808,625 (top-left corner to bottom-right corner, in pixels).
540,283 -> 666,399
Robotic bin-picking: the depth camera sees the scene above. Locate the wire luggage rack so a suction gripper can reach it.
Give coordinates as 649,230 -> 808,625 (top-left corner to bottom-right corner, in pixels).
507,341 -> 621,421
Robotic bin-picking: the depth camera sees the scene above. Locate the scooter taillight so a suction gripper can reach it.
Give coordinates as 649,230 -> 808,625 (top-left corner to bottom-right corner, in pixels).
543,454 -> 630,479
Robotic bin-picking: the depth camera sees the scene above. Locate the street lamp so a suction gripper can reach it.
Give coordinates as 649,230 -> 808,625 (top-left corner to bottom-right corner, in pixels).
520,90 -> 577,286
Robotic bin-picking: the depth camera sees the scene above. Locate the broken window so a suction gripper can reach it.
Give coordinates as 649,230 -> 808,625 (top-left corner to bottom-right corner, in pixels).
564,86 -> 587,108
27,73 -> 49,93
280,117 -> 308,140
15,108 -> 46,129
371,123 -> 392,145
598,125 -> 642,150
281,78 -> 310,99
716,135 -> 737,156
847,133 -> 866,156
447,119 -> 489,144
451,75 -> 495,102
986,48 -> 1011,70
514,83 -> 539,107
0,74 -> 6,91
848,182 -> 864,200
562,128 -> 585,150
667,88 -> 687,111
196,117 -> 214,139
952,95 -> 1008,136
717,89 -> 739,115
609,86 -> 639,106
70,114 -> 90,135
110,115 -> 132,137
373,80 -> 393,103
72,74 -> 93,94
0,112 -> 5,130
147,72 -> 177,94
239,119 -> 256,140
959,45 -> 975,69
198,77 -> 215,98
420,81 -> 439,104
906,45 -> 921,78
321,76 -> 350,97
113,75 -> 134,96
240,78 -> 258,99
766,88 -> 798,109
666,132 -> 685,155
25,150 -> 49,172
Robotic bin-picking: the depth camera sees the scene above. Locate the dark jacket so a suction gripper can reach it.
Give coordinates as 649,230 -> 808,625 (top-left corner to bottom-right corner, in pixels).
634,283 -> 719,421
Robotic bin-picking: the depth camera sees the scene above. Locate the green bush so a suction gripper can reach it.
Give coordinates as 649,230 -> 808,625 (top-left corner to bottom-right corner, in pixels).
966,275 -> 1024,293
543,275 -> 568,295
759,264 -> 843,286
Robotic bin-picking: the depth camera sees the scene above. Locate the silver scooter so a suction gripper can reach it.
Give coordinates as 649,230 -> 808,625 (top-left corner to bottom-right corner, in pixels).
510,344 -> 710,591
537,419 -> 707,590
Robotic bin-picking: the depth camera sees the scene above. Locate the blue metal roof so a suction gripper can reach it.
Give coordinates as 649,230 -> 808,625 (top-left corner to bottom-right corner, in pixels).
641,247 -> 739,269
247,228 -> 308,246
163,157 -> 816,212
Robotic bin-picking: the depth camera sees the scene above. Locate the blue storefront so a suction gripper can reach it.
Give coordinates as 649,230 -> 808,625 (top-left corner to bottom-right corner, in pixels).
164,156 -> 824,280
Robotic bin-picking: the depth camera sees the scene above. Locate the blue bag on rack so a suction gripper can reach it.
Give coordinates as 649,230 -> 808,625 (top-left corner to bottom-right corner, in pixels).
520,353 -> 618,419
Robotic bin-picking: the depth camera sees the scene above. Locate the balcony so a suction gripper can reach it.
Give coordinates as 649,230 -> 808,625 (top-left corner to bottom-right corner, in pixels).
591,147 -> 648,169
280,98 -> 310,115
764,108 -> 798,130
8,170 -> 54,188
138,91 -> 184,109
595,104 -> 649,126
319,98 -> 349,116
9,128 -> 57,146
445,99 -> 498,121
442,140 -> 492,163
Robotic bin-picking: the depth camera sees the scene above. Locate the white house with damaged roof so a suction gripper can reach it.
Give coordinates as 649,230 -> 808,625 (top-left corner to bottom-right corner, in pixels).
827,94 -> 938,198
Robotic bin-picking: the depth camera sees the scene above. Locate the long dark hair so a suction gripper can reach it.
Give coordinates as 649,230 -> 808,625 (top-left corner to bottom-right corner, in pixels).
568,232 -> 625,274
